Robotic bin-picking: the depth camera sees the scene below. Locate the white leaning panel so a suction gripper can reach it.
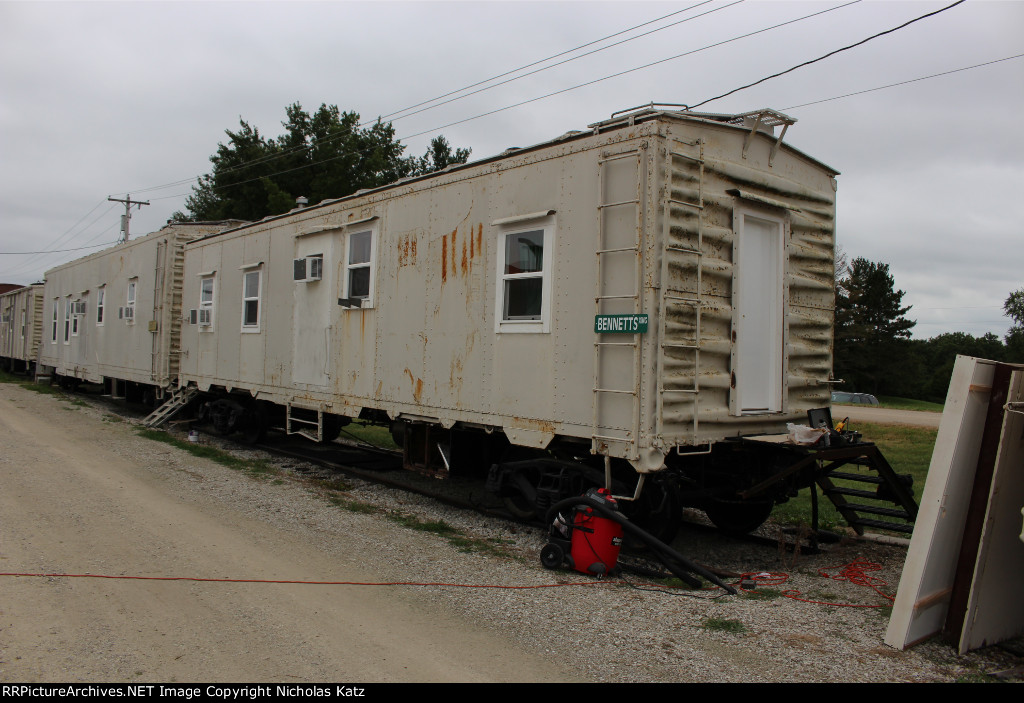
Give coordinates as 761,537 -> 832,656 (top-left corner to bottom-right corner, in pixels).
884,355 -> 995,649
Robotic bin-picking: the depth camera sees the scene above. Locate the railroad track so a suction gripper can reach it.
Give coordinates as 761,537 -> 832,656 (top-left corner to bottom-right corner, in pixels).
79,385 -> 829,560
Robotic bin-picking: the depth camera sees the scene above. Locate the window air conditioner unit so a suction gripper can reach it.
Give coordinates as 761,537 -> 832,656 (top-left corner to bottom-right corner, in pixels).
293,255 -> 323,282
198,309 -> 212,327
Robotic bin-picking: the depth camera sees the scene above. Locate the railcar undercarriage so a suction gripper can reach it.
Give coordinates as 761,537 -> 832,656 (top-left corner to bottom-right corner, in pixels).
157,394 -> 919,543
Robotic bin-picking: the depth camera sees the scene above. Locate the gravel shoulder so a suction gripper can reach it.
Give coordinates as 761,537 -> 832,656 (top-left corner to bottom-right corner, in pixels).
0,382 -> 1018,683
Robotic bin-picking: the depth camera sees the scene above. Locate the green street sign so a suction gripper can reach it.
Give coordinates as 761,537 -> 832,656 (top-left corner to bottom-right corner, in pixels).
594,314 -> 648,334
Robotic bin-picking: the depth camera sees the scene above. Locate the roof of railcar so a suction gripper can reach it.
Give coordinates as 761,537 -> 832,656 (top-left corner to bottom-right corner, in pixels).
195,105 -> 838,242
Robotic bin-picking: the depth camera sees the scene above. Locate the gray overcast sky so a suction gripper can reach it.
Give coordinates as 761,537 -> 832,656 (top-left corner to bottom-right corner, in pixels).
1,0 -> 1021,339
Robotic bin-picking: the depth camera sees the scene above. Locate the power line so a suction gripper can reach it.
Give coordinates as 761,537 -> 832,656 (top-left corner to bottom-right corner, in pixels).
0,203 -> 118,278
0,241 -> 120,255
372,1 -> 743,127
140,0 -> 862,203
783,53 -> 1024,110
689,0 -> 968,110
377,1 -> 720,124
124,1 -> 736,196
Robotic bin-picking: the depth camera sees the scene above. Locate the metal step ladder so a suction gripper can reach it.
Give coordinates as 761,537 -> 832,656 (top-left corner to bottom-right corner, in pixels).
286,402 -> 325,442
656,139 -> 705,447
142,386 -> 198,428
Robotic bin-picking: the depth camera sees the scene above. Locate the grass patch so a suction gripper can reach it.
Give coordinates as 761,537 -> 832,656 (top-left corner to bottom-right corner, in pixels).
954,673 -> 999,684
0,369 -> 70,399
328,496 -> 381,514
702,617 -> 746,634
339,423 -> 399,451
387,513 -> 458,535
743,587 -> 782,601
384,511 -> 512,555
312,477 -> 353,493
135,428 -> 279,479
772,420 -> 936,530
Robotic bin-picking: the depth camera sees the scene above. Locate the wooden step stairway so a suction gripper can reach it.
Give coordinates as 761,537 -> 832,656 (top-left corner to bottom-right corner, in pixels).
737,441 -> 919,536
816,449 -> 918,534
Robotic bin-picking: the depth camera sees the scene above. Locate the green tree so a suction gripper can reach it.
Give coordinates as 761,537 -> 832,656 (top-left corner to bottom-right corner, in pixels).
173,103 -> 471,222
834,258 -> 916,395
1005,288 -> 1024,362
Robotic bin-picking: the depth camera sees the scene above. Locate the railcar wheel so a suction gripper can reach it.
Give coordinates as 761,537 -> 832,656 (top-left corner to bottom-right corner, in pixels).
500,468 -> 542,521
703,498 -> 774,536
211,408 -> 233,436
320,414 -> 346,443
241,404 -> 267,445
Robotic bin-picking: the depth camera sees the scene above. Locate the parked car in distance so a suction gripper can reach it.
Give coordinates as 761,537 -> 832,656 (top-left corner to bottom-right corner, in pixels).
831,391 -> 880,405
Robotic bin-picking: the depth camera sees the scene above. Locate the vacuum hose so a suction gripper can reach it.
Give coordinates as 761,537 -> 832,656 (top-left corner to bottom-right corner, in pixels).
545,496 -> 738,595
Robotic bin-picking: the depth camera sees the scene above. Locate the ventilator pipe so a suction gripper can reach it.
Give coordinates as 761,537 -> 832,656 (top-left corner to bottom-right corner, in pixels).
545,496 -> 738,595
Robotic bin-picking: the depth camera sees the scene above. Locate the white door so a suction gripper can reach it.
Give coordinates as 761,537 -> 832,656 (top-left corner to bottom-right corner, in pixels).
733,210 -> 784,414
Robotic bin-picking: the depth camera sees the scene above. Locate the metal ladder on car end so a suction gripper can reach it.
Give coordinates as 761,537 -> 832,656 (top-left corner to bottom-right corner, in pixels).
591,147 -> 644,461
142,386 -> 199,428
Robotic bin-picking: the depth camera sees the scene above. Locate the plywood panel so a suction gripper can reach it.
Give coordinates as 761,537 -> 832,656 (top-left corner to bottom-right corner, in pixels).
959,369 -> 1024,652
885,355 -> 995,649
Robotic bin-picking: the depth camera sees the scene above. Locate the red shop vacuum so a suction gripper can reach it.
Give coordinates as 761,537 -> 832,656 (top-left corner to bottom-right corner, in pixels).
540,487 -> 624,576
539,487 -> 738,594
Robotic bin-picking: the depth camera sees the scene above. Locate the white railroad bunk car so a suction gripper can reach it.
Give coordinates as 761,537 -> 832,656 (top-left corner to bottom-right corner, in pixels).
0,283 -> 44,375
178,106 -> 838,476
38,221 -> 239,400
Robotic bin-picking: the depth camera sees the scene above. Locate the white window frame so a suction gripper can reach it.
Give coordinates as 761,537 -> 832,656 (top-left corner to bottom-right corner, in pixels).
343,227 -> 375,308
96,286 -> 105,326
199,275 -> 215,330
241,266 -> 262,333
51,299 -> 58,343
63,297 -> 71,344
493,216 -> 555,334
71,299 -> 81,337
125,278 -> 137,325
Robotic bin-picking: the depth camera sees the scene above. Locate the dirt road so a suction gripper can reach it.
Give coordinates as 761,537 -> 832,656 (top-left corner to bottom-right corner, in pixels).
2,382 -> 1019,683
0,384 -> 575,682
838,405 -> 941,428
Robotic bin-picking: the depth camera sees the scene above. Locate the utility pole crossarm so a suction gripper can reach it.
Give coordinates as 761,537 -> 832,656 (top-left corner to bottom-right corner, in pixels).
108,194 -> 150,243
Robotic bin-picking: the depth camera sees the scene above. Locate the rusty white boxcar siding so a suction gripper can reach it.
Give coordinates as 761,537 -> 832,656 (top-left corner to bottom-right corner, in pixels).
0,284 -> 44,367
39,223 -> 230,386
639,117 -> 837,465
179,111 -> 836,472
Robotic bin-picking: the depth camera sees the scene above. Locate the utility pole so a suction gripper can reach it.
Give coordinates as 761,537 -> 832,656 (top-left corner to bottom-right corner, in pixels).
108,194 -> 150,243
